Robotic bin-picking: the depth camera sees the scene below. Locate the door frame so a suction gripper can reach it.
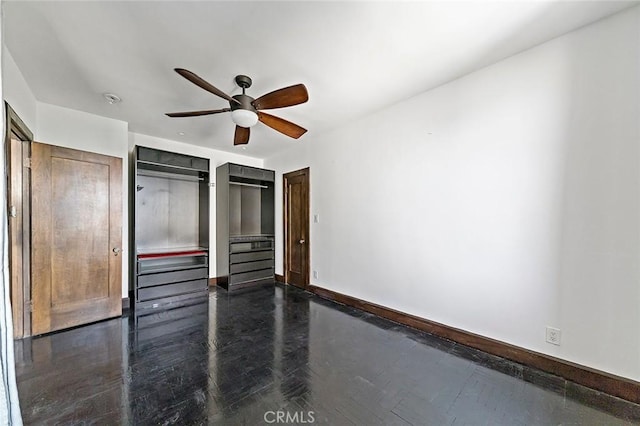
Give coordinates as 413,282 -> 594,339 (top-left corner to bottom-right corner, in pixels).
5,103 -> 33,338
283,167 -> 310,288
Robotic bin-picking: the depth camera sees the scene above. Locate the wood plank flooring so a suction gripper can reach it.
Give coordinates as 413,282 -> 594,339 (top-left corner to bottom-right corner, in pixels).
15,284 -> 640,425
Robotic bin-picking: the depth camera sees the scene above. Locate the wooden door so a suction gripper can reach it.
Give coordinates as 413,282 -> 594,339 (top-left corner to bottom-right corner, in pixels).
7,135 -> 24,337
284,168 -> 309,288
7,133 -> 29,337
31,142 -> 122,335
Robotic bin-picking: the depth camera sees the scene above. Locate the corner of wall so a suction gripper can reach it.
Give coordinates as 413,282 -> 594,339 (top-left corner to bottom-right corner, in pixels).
2,45 -> 37,132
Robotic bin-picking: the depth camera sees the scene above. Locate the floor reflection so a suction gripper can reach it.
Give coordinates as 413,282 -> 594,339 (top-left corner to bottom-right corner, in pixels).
15,315 -> 127,424
129,298 -> 210,424
14,284 -> 640,425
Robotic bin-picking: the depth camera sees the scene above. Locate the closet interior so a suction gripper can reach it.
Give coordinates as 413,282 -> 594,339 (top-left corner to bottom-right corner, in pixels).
216,163 -> 275,291
131,146 -> 210,320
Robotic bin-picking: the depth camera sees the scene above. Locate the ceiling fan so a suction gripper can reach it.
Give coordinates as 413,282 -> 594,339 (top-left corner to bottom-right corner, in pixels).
166,68 -> 309,145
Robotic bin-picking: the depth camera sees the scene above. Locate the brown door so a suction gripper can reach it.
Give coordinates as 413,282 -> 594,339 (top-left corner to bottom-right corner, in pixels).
7,135 -> 25,337
284,168 -> 309,288
31,142 -> 122,335
7,134 -> 30,338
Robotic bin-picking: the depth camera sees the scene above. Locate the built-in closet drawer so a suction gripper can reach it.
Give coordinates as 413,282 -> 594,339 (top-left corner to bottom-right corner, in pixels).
137,268 -> 208,288
137,279 -> 207,302
137,254 -> 208,275
230,268 -> 275,285
135,291 -> 208,311
230,240 -> 273,253
230,250 -> 274,263
230,260 -> 274,274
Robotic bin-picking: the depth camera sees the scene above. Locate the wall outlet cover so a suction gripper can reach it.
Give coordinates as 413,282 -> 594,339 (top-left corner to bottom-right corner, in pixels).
546,327 -> 561,345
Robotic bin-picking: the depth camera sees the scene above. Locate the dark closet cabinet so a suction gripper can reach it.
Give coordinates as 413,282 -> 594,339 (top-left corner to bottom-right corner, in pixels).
130,146 -> 210,316
216,163 -> 275,291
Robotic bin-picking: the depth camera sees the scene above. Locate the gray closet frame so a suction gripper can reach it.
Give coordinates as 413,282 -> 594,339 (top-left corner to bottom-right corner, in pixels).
130,146 -> 210,318
216,163 -> 275,291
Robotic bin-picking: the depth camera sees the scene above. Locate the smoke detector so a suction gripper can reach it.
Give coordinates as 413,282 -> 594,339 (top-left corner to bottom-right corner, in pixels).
103,93 -> 121,104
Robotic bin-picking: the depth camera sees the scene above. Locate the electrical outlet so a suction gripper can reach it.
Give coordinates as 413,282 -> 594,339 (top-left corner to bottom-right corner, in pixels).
313,214 -> 319,223
546,327 -> 561,345
313,270 -> 318,279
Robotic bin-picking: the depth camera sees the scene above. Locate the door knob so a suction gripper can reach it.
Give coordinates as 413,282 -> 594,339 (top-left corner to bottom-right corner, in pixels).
299,239 -> 305,244
113,247 -> 122,256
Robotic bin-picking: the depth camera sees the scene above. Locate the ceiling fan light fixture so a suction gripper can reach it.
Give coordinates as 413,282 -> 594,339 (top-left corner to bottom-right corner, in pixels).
231,109 -> 258,128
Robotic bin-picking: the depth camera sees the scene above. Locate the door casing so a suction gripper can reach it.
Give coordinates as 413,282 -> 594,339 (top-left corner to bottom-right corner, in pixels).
5,103 -> 33,338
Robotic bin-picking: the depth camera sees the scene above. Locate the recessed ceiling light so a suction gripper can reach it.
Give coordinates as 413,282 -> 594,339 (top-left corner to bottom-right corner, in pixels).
178,132 -> 185,136
103,93 -> 121,104
241,147 -> 247,150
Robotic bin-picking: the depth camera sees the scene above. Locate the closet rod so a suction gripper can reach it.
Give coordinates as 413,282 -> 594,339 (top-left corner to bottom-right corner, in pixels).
137,169 -> 203,182
229,181 -> 268,189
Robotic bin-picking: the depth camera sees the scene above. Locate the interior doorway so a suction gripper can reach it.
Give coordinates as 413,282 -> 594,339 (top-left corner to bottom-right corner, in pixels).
283,168 -> 309,289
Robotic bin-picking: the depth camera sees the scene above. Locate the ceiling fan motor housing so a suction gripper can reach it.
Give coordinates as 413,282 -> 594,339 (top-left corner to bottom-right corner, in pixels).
230,94 -> 256,113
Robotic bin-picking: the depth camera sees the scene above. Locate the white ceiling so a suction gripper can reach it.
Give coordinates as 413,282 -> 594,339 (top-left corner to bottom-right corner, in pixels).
3,1 -> 636,159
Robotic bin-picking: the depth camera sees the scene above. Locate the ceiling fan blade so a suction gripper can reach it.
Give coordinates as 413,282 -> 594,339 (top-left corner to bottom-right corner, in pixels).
165,108 -> 230,118
258,112 -> 307,139
174,68 -> 239,105
234,126 -> 250,145
253,84 -> 308,110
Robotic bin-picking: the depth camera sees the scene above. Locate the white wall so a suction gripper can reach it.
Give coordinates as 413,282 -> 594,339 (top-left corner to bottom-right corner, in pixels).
36,103 -> 128,158
3,47 -> 36,132
128,132 -> 263,278
265,7 -> 640,380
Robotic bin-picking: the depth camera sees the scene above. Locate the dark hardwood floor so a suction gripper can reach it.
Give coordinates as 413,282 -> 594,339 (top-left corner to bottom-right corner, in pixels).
15,284 -> 640,425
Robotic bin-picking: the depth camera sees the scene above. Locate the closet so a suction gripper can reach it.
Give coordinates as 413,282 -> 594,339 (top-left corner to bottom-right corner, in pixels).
131,146 -> 210,316
216,163 -> 275,291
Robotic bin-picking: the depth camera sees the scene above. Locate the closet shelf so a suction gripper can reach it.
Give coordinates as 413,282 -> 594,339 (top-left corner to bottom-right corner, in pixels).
138,262 -> 207,275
